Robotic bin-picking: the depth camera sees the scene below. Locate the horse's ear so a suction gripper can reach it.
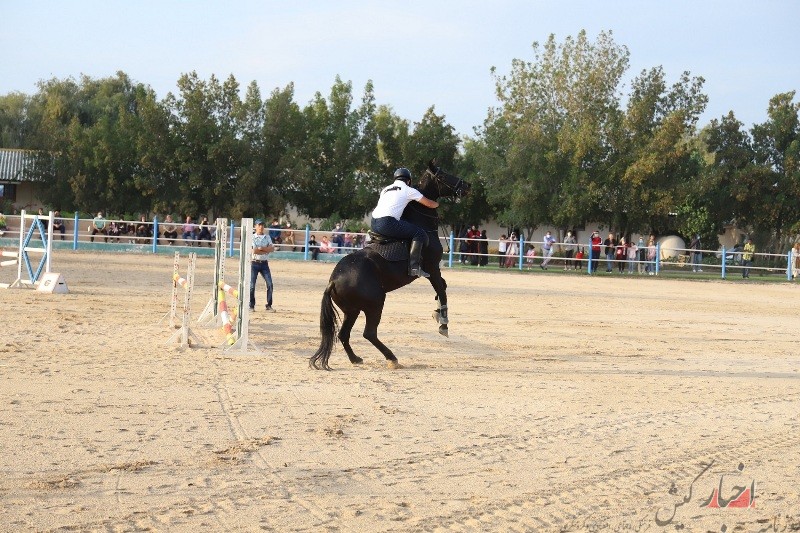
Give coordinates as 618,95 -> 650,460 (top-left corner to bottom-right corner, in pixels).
428,159 -> 438,172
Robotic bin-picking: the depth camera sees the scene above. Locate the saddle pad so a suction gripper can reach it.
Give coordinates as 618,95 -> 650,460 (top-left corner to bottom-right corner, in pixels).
365,240 -> 409,262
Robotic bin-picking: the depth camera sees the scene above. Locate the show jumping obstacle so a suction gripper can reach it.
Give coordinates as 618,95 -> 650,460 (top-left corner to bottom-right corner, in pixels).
165,251 -> 200,349
165,218 -> 260,354
1,209 -> 55,289
197,218 -> 229,326
219,218 -> 260,354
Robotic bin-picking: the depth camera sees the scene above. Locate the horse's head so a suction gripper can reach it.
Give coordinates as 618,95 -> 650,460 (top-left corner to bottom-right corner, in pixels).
417,160 -> 470,201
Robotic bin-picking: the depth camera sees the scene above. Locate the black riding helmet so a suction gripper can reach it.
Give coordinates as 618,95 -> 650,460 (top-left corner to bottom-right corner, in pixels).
393,167 -> 412,183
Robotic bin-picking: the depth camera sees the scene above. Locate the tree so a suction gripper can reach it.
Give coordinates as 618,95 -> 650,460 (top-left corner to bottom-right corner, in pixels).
616,68 -> 707,236
750,91 -> 800,248
0,92 -> 35,148
480,30 -> 630,237
169,72 -> 246,217
27,72 -> 150,215
288,77 -> 381,220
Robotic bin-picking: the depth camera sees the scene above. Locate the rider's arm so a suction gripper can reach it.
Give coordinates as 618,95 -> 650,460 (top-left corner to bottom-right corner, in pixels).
416,196 -> 439,209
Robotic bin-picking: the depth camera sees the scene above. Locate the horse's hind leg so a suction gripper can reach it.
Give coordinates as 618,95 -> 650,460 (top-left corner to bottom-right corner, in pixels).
362,307 -> 401,369
338,309 -> 363,365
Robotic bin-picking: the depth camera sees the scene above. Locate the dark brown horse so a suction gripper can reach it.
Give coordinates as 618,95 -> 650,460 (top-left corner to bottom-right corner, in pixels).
309,161 -> 470,370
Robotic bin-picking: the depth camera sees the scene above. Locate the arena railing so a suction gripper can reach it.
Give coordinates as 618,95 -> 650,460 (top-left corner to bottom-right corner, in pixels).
1,216 -> 795,281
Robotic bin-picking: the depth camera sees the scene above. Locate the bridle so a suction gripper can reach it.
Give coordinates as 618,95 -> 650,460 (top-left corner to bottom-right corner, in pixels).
423,167 -> 467,198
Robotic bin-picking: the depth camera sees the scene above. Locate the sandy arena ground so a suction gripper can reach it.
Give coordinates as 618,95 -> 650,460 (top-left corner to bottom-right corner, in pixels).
1,251 -> 799,532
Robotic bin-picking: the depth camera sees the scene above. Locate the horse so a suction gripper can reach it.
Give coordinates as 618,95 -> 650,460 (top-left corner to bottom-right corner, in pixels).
309,161 -> 470,370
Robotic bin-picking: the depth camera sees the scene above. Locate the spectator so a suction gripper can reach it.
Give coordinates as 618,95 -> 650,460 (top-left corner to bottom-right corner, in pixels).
627,238 -> 638,274
181,215 -> 197,245
646,236 -> 657,275
477,230 -> 489,266
690,234 -> 703,272
197,216 -> 213,246
268,218 -> 282,244
540,230 -> 556,270
497,234 -> 508,268
637,236 -> 647,274
575,246 -> 585,270
249,219 -> 275,312
38,208 -> 49,233
161,215 -> 178,245
282,221 -> 296,251
525,245 -> 536,269
331,222 -> 344,248
0,211 -> 7,236
563,230 -> 577,270
52,211 -> 66,240
615,237 -> 627,273
793,242 -> 800,280
467,225 -> 480,265
343,232 -> 355,253
90,211 -> 108,243
118,220 -> 134,241
108,220 -> 121,242
504,232 -> 519,268
604,232 -> 616,273
135,214 -> 152,244
590,231 -> 602,273
742,237 -> 755,279
319,236 -> 336,254
307,234 -> 320,260
458,227 -> 469,264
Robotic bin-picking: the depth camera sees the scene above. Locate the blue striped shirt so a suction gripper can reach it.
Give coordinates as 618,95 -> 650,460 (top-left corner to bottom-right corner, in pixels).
252,233 -> 273,261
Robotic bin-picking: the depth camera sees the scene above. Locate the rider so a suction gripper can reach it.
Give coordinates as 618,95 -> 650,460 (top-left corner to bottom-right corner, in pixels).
370,167 -> 439,278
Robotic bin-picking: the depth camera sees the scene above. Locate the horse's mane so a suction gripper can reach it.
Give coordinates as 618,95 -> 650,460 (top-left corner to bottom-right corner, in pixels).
415,167 -> 441,201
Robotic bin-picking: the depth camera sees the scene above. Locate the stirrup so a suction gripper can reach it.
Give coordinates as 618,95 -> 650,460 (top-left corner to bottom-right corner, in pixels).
409,267 -> 430,278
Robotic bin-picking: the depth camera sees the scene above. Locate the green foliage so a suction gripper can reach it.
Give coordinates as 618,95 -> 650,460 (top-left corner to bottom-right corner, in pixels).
2,55 -> 798,253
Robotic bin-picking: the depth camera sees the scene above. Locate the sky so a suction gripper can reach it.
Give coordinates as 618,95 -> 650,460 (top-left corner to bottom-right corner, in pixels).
2,0 -> 798,137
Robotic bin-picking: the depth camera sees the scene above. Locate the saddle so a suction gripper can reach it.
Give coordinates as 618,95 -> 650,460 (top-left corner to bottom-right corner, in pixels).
365,231 -> 410,262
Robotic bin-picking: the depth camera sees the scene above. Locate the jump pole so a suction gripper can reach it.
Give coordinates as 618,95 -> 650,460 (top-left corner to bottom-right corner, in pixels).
223,217 -> 261,355
157,251 -> 182,327
197,218 -> 228,326
166,251 -> 201,349
6,209 -> 54,289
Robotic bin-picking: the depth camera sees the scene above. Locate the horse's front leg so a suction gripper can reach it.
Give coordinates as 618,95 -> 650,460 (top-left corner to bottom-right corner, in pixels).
428,273 -> 449,337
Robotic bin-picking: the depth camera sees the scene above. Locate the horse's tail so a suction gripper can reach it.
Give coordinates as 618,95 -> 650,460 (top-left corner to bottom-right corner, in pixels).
309,281 -> 339,370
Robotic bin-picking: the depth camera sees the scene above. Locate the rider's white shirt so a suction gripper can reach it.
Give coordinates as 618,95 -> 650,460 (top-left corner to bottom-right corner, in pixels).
371,180 -> 423,220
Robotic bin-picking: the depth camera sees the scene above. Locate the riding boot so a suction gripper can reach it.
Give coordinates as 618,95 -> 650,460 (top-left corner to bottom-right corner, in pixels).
408,240 -> 430,278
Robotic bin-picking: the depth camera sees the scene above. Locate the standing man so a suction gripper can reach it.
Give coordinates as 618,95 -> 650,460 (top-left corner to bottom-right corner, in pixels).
540,230 -> 556,270
690,234 -> 703,272
742,237 -> 755,279
250,219 -> 275,312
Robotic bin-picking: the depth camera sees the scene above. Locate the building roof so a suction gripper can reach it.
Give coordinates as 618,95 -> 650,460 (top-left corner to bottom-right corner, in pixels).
0,148 -> 37,182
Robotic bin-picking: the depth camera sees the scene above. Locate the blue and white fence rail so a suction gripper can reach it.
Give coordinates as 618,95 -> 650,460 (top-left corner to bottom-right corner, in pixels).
1,215 -> 797,281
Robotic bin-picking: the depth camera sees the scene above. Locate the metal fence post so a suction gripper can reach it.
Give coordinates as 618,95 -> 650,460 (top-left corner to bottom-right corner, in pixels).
448,231 -> 454,268
721,246 -> 727,279
72,212 -> 79,250
304,225 -> 310,261
229,220 -> 235,257
152,216 -> 158,254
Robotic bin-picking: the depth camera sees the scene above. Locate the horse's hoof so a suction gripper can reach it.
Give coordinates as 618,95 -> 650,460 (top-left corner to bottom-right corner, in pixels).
439,325 -> 449,337
387,360 -> 403,370
350,358 -> 363,365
